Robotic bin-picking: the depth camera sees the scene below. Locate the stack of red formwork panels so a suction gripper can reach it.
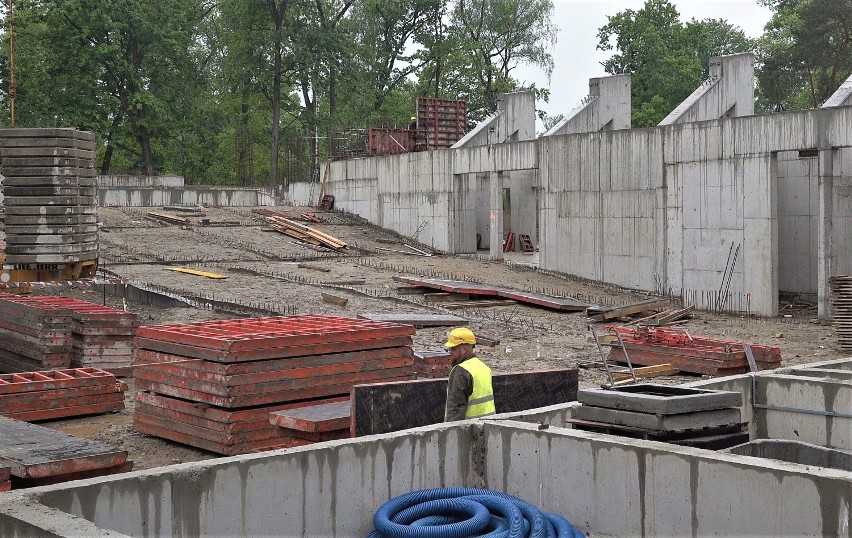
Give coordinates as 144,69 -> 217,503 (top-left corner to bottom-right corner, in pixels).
0,295 -> 73,372
30,297 -> 139,374
0,467 -> 10,492
607,326 -> 782,376
133,315 -> 416,456
413,350 -> 452,378
0,368 -> 125,421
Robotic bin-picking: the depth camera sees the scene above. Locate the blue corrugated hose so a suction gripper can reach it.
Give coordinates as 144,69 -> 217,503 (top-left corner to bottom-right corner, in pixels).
367,487 -> 585,538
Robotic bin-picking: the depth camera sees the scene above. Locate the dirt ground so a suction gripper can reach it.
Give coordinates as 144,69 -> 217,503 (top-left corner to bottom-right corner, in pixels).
23,205 -> 847,471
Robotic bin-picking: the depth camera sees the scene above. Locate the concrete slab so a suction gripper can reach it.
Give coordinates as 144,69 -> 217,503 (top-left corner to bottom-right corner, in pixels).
0,146 -> 95,159
577,384 -> 742,414
574,404 -> 741,431
4,196 -> 97,207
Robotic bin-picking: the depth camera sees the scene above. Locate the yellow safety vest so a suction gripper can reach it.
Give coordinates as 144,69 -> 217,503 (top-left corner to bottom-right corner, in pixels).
457,357 -> 495,418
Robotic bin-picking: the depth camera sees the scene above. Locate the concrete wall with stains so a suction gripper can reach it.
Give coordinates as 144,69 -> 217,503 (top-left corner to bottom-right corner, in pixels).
0,415 -> 848,537
98,186 -> 276,208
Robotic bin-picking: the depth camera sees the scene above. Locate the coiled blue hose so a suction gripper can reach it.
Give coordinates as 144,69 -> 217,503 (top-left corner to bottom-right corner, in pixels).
367,487 -> 585,538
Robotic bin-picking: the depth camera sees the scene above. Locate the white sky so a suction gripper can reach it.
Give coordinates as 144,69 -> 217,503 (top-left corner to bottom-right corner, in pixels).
513,0 -> 774,121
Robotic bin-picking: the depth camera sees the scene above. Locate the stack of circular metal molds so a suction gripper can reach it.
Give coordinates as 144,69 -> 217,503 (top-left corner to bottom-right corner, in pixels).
0,128 -> 98,265
829,275 -> 852,350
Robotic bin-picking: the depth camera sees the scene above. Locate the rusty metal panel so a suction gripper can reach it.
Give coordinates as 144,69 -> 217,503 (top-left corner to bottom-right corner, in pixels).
0,415 -> 127,478
415,97 -> 467,151
0,368 -> 116,394
269,400 -> 351,433
368,128 -> 414,156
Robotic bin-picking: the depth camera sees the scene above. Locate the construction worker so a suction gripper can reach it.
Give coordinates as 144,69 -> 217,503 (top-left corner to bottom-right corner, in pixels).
443,327 -> 495,421
408,116 -> 417,130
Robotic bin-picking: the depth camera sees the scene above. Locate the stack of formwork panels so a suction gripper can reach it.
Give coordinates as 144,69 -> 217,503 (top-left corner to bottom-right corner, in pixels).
413,350 -> 452,378
133,315 -> 416,455
572,384 -> 748,450
27,296 -> 138,374
0,295 -> 138,374
414,97 -> 467,151
0,296 -> 73,372
0,368 -> 126,421
0,128 -> 98,267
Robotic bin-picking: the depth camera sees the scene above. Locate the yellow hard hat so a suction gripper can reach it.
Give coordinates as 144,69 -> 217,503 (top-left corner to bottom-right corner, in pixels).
445,327 -> 476,348
410,116 -> 416,121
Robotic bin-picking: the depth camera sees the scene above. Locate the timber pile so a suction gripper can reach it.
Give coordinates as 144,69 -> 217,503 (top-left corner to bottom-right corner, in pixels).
605,326 -> 782,376
586,298 -> 673,322
133,315 -> 415,455
0,367 -> 126,421
0,295 -> 139,374
146,211 -> 190,225
254,208 -> 346,250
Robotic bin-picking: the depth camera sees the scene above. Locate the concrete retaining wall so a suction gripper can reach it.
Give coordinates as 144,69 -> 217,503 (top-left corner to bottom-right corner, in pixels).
98,187 -> 276,207
0,416 -> 848,537
97,175 -> 185,188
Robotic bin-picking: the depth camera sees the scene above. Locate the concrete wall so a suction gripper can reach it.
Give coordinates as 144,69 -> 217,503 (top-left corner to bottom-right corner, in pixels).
97,175 -> 185,188
777,150 -> 819,296
0,416 -> 848,537
98,187 -> 276,208
823,74 -> 852,108
687,358 -> 852,450
659,53 -> 755,125
544,75 -> 632,136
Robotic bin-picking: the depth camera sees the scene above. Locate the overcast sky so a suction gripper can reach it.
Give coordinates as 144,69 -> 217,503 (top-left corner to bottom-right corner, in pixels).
513,0 -> 774,123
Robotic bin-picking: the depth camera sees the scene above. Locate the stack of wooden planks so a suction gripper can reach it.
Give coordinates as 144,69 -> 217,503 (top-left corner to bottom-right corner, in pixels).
255,208 -> 346,250
146,211 -> 190,225
0,296 -> 139,375
133,315 -> 416,455
586,298 -> 673,322
605,326 -> 782,376
0,368 -> 126,421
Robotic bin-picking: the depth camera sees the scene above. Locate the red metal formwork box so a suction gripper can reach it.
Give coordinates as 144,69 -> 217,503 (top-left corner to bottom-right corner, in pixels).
368,128 -> 414,156
415,97 -> 467,151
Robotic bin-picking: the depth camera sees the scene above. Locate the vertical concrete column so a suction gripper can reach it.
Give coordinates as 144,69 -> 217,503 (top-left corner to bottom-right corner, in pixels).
817,149 -> 834,319
489,171 -> 504,259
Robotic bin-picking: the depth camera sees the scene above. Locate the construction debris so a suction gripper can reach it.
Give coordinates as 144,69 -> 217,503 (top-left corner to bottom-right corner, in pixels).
0,368 -> 126,421
321,292 -> 348,307
0,414 -> 130,488
398,277 -> 589,312
586,298 -> 672,322
133,315 -> 415,455
298,263 -> 331,273
612,364 -> 679,382
572,385 -> 748,450
358,313 -> 468,329
146,211 -> 190,226
255,208 -> 347,250
629,305 -> 695,326
604,326 -> 782,376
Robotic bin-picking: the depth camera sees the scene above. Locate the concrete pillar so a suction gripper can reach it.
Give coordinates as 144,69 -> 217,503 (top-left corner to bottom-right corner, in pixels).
489,171 -> 504,259
817,149 -> 834,319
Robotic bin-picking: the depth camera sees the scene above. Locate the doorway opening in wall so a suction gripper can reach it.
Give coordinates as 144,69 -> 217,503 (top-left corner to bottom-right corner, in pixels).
776,149 -> 819,318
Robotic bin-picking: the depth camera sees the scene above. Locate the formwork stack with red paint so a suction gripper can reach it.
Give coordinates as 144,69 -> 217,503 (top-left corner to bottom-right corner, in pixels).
0,368 -> 126,421
0,295 -> 139,374
605,326 -> 782,376
133,315 -> 416,455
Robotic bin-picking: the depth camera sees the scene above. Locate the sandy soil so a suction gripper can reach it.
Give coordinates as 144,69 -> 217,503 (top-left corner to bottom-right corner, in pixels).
26,205 -> 847,470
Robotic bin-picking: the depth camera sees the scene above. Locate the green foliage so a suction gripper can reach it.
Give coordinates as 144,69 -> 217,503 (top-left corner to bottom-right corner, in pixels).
756,0 -> 852,110
597,0 -> 754,127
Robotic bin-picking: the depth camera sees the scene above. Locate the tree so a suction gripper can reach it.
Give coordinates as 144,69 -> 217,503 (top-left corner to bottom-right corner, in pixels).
756,0 -> 852,111
447,0 -> 557,120
597,0 -> 754,127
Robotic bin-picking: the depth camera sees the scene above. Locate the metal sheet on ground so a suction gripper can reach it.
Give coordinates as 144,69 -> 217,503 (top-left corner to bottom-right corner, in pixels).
351,369 -> 579,436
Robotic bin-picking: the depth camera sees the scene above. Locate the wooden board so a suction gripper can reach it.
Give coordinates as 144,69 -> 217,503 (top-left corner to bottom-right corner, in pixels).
351,369 -> 578,436
269,400 -> 351,433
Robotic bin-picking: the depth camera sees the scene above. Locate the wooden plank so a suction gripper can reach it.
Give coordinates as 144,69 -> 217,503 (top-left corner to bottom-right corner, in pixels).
297,263 -> 331,273
321,293 -> 348,307
165,267 -> 228,279
358,314 -> 467,328
612,364 -> 679,381
423,292 -> 470,302
587,298 -> 671,321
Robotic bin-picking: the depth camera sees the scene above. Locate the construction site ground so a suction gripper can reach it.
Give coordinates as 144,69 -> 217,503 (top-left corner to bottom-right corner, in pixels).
16,205 -> 845,471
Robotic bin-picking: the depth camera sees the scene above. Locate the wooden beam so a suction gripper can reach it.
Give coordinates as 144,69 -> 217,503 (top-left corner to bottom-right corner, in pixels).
612,364 -> 679,381
321,293 -> 348,307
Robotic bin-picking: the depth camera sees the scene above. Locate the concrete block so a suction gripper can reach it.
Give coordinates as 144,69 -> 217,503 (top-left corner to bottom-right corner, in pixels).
577,385 -> 742,414
574,405 -> 742,431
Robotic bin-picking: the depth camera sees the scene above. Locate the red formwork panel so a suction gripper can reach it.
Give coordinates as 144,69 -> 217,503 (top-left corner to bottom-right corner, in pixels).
369,128 -> 414,156
0,367 -> 115,394
134,346 -> 413,377
134,335 -> 414,364
269,400 -> 351,433
136,315 -> 415,360
13,461 -> 133,488
135,375 -> 413,409
415,97 -> 467,151
135,354 -> 413,389
135,366 -> 415,401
